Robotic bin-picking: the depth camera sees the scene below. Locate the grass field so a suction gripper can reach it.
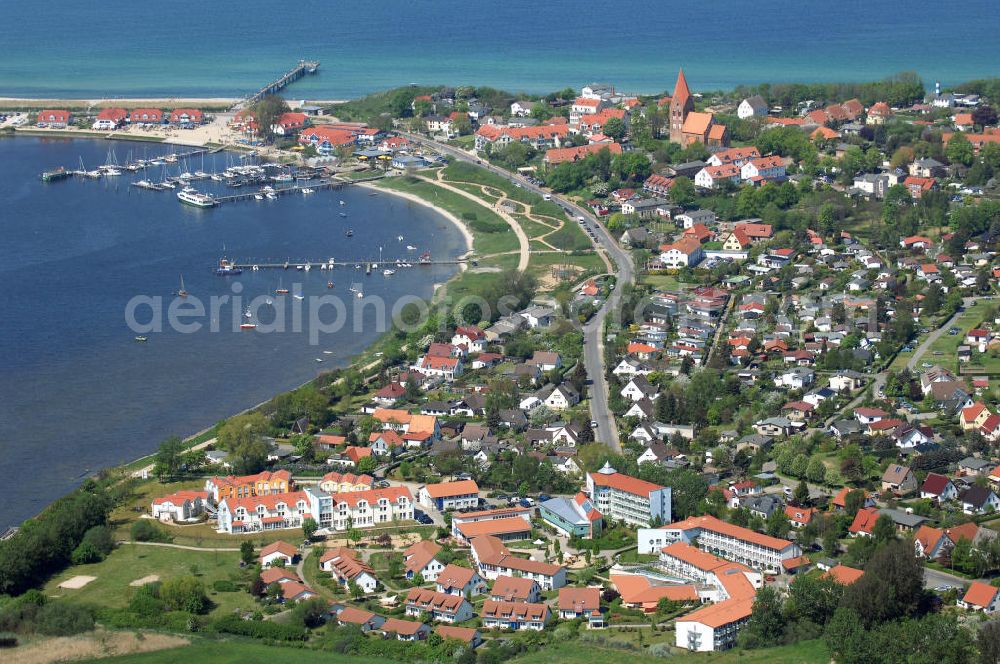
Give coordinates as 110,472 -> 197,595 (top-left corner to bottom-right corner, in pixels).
97,634 -> 829,664
376,176 -> 520,257
100,638 -> 387,664
926,300 -> 996,373
43,544 -> 255,617
509,639 -> 829,664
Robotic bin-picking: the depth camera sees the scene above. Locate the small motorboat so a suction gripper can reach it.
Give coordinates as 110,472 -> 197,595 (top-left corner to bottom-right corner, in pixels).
355,291 -> 363,298
339,212 -> 347,218
254,193 -> 264,200
266,192 -> 278,200
383,269 -> 395,276
339,200 -> 346,206
345,229 -> 354,237
397,235 -> 404,242
301,187 -> 314,194
134,335 -> 148,343
293,294 -> 305,300
296,265 -> 304,270
315,358 -> 323,363
406,245 -> 416,251
323,350 -> 333,354
327,281 -> 334,289
240,322 -> 257,330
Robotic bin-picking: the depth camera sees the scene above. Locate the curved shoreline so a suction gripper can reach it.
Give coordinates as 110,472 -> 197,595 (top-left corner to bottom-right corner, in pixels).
357,180 -> 474,259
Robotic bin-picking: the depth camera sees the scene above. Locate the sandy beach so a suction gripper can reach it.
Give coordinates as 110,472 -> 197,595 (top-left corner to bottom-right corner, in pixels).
358,181 -> 475,263
0,97 -> 347,110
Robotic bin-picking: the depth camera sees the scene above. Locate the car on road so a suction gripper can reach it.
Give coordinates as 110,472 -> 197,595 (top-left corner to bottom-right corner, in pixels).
543,194 -> 552,200
537,494 -> 551,503
577,215 -> 585,221
519,497 -> 535,507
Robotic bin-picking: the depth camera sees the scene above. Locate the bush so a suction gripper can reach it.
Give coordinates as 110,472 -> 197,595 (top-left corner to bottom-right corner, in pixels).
160,576 -> 208,614
211,613 -> 307,641
130,520 -> 167,543
71,542 -> 104,565
35,602 -> 94,636
128,582 -> 165,617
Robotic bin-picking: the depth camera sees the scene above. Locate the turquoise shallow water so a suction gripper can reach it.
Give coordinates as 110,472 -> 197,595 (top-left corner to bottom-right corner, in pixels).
1,0 -> 997,99
0,136 -> 464,526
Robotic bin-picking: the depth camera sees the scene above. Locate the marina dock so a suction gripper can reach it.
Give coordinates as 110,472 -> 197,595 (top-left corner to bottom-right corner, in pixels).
209,174 -> 384,204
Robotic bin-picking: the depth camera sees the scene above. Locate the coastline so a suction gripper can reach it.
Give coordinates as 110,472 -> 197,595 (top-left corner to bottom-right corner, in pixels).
358,180 -> 475,259
39,178 -> 475,521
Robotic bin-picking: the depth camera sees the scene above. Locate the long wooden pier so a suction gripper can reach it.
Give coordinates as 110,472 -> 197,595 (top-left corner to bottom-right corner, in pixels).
233,60 -> 320,111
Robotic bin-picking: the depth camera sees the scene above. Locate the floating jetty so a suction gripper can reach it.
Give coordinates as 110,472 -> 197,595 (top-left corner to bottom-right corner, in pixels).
221,254 -> 464,272
210,174 -> 384,204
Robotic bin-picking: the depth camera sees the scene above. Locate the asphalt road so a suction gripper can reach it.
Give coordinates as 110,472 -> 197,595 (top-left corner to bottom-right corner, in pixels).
922,565 -> 970,591
402,134 -> 635,451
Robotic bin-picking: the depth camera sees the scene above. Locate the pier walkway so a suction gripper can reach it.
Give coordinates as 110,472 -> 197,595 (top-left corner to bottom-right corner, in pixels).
233,60 -> 320,111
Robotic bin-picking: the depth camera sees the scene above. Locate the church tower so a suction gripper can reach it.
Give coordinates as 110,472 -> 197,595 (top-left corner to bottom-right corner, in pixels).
668,68 -> 694,144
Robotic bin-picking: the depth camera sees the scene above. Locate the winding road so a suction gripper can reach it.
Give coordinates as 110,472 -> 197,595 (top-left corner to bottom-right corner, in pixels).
402,133 -> 634,450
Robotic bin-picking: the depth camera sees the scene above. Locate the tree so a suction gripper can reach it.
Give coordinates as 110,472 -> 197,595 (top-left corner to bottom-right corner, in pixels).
946,133 -> 975,167
973,105 -> 998,129
842,539 -> 923,628
765,509 -> 791,539
302,518 -> 318,541
871,514 -> 895,545
806,457 -> 827,484
739,586 -> 785,648
603,117 -> 626,142
793,479 -> 810,506
348,580 -> 363,599
785,572 -> 844,626
248,95 -> 291,141
153,436 -> 185,481
669,176 -> 697,207
240,541 -> 255,565
978,620 -> 1000,664
218,412 -> 271,474
159,576 -> 208,614
356,455 -> 377,474
291,597 -> 328,628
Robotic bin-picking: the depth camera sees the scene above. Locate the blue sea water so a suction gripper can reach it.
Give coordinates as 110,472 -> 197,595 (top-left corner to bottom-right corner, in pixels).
0,136 -> 465,525
0,0 -> 998,99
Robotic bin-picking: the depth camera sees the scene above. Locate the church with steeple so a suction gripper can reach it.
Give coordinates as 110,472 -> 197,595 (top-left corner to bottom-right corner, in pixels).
666,68 -> 728,149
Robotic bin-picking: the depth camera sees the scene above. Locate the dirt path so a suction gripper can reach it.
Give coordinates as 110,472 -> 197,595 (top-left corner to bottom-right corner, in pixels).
118,540 -> 240,552
417,174 -> 530,272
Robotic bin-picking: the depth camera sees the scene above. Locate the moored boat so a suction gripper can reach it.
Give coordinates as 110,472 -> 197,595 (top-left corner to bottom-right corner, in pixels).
177,189 -> 217,208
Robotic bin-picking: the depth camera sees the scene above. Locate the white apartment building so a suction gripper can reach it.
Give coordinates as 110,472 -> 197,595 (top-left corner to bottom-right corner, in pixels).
585,462 -> 671,527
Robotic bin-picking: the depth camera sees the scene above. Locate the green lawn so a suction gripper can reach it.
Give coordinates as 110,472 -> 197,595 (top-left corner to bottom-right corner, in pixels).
44,544 -> 255,617
641,273 -> 682,292
926,300 -> 995,373
376,176 -> 520,257
508,639 -> 828,664
545,221 -> 593,251
99,638 -> 388,664
98,635 -> 829,664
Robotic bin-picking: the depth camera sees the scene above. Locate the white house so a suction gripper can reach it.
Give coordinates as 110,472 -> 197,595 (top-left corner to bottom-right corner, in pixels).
151,490 -> 209,522
694,164 -> 740,189
659,237 -> 704,268
740,156 -> 785,182
737,95 -> 769,119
